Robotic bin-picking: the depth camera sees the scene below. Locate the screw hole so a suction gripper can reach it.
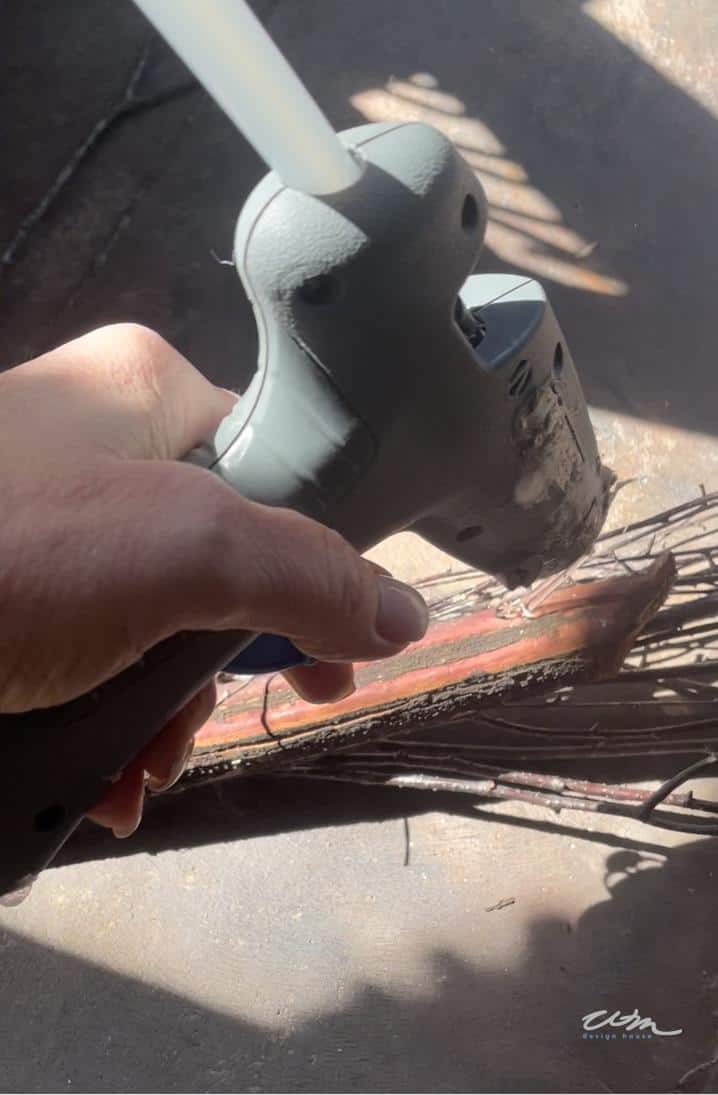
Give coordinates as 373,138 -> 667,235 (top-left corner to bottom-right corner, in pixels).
461,194 -> 479,232
299,274 -> 340,306
34,803 -> 66,833
508,359 -> 532,398
457,524 -> 484,542
553,341 -> 564,377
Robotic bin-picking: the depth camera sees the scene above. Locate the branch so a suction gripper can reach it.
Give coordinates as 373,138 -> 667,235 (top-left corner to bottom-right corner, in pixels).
186,554 -> 675,782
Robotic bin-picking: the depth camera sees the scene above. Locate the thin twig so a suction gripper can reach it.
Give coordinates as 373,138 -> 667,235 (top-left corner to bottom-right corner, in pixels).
677,1053 -> 718,1091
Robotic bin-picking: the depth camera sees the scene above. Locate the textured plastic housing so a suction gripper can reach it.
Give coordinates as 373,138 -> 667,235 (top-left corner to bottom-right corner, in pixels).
191,122 -> 612,587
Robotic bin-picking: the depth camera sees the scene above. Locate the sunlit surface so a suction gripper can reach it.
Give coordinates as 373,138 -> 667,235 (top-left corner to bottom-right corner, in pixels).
585,0 -> 718,118
352,75 -> 629,297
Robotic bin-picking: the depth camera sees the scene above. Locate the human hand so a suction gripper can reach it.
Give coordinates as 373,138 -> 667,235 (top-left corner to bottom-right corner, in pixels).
0,324 -> 428,836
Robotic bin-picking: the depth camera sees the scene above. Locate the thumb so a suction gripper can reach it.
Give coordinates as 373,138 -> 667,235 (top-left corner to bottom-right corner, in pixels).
117,461 -> 430,663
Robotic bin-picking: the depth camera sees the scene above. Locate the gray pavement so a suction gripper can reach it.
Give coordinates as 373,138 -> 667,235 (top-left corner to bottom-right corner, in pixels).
2,1 -> 718,1091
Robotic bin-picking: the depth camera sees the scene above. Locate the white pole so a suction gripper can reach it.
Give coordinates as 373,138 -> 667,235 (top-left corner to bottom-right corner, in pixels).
133,0 -> 362,194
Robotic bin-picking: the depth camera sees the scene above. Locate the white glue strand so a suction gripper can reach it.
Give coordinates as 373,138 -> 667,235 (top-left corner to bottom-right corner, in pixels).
133,0 -> 361,194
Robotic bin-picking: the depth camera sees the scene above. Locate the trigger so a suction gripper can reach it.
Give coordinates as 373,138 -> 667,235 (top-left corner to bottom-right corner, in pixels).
223,633 -> 315,674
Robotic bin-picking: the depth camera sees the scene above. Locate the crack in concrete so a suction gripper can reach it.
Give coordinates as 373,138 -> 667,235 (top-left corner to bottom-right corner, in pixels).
59,98 -> 200,327
1,40 -> 198,274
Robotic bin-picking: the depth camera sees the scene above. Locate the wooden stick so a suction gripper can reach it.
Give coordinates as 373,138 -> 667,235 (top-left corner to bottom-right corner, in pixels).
186,554 -> 675,783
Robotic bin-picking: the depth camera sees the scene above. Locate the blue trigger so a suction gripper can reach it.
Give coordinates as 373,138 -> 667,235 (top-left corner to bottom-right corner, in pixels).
223,633 -> 315,674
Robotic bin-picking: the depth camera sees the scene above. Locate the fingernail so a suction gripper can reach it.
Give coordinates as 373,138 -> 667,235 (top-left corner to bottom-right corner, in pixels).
112,794 -> 144,839
112,814 -> 142,840
147,737 -> 195,793
375,577 -> 429,645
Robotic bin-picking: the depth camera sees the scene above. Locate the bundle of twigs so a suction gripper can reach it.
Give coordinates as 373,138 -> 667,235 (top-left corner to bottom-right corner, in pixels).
183,491 -> 718,834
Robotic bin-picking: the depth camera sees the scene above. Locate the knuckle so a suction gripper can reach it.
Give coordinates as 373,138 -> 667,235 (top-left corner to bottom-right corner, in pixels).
187,480 -> 244,594
132,467 -> 243,628
111,322 -> 171,363
201,480 -> 241,547
102,323 -> 175,395
110,325 -> 179,457
122,325 -> 175,396
319,525 -> 370,623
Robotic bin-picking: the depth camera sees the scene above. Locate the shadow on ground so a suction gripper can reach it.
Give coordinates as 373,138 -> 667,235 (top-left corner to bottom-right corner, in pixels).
4,835 -> 718,1093
55,774 -> 677,873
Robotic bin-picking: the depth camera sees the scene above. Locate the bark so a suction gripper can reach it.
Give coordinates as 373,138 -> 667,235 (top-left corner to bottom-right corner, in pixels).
186,554 -> 675,784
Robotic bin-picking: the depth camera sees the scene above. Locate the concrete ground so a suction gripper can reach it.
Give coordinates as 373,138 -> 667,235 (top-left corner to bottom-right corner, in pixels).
2,0 -> 718,1090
